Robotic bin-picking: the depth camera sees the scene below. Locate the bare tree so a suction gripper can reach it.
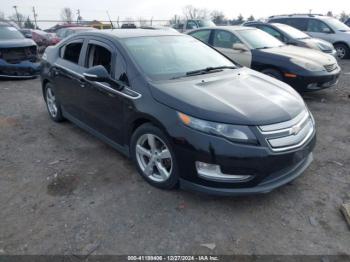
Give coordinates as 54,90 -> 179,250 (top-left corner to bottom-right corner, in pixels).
60,7 -> 75,23
8,12 -> 25,27
182,5 -> 209,20
211,10 -> 226,25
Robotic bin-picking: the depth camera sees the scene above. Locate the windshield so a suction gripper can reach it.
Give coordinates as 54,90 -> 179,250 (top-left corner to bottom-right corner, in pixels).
238,29 -> 284,49
324,18 -> 350,31
123,35 -> 236,80
0,26 -> 25,40
274,24 -> 309,39
197,20 -> 216,27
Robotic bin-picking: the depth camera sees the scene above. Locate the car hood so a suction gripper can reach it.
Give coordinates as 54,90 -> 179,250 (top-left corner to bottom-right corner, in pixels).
0,38 -> 37,48
150,68 -> 306,126
261,45 -> 336,65
301,38 -> 334,51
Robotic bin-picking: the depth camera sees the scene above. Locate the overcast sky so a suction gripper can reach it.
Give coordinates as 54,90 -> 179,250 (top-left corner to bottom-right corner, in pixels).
1,0 -> 347,28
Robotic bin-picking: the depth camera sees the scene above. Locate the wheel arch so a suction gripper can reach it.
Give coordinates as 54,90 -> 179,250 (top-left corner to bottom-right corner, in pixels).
333,41 -> 350,49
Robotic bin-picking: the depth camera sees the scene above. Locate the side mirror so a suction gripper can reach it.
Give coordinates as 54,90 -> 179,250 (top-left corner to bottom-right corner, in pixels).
232,43 -> 249,52
83,65 -> 124,91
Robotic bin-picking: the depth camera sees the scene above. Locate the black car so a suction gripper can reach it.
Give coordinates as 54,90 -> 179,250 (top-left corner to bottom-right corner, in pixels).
40,29 -> 316,195
188,26 -> 341,92
345,18 -> 350,27
0,22 -> 40,78
243,21 -> 337,57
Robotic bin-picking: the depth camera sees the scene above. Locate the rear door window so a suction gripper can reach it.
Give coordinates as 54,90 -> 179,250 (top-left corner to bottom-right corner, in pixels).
61,41 -> 83,64
288,18 -> 308,31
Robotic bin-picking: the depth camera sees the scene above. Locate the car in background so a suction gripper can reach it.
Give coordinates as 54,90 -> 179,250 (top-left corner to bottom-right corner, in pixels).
243,21 -> 337,57
121,23 -> 137,29
188,26 -> 340,92
0,22 -> 40,78
140,25 -> 178,32
268,14 -> 350,59
56,27 -> 95,41
345,18 -> 350,27
41,29 -> 316,195
172,19 -> 216,33
45,23 -> 81,33
19,29 -> 60,53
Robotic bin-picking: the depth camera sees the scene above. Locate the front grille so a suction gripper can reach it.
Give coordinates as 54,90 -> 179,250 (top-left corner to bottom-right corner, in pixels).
259,111 -> 314,152
324,63 -> 337,72
0,46 -> 37,64
323,50 -> 333,54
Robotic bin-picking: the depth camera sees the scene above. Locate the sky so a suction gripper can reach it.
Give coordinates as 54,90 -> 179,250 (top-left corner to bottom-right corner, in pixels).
1,0 -> 348,29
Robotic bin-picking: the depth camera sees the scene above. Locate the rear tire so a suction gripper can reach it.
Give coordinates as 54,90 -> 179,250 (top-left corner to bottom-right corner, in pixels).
44,83 -> 64,122
261,68 -> 283,81
130,123 -> 179,190
334,43 -> 350,59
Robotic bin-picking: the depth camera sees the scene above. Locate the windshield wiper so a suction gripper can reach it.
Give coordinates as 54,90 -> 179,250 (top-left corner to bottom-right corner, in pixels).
170,66 -> 236,80
186,66 -> 236,76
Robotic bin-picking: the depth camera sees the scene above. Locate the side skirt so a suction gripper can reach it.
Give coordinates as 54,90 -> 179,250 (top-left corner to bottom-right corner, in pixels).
62,108 -> 130,158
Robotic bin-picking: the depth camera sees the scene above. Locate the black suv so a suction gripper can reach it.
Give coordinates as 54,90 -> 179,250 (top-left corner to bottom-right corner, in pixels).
40,29 -> 316,195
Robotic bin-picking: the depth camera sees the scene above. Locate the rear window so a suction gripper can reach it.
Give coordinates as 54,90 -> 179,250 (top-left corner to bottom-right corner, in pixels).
0,26 -> 24,40
61,42 -> 83,64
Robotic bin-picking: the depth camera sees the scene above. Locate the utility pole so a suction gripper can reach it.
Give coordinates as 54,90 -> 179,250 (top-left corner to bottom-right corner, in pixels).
76,9 -> 81,24
13,5 -> 21,27
32,6 -> 38,29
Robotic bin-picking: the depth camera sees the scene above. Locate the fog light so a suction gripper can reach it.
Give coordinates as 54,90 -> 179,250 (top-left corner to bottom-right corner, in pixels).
195,161 -> 252,182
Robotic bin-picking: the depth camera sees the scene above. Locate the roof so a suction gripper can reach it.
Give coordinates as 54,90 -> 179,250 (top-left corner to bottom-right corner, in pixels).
210,26 -> 256,31
82,28 -> 181,39
269,14 -> 325,19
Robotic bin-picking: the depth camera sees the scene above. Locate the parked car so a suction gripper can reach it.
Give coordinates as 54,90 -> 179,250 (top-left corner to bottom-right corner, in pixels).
19,28 -> 33,38
56,27 -> 95,41
45,23 -> 81,33
41,29 -> 316,195
243,21 -> 337,57
22,29 -> 60,53
188,26 -> 341,92
121,23 -> 137,29
345,18 -> 350,27
172,19 -> 216,33
0,22 -> 40,78
140,25 -> 178,32
268,14 -> 350,59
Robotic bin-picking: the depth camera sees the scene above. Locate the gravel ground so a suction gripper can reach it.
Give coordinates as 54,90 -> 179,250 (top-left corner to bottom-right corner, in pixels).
0,60 -> 349,256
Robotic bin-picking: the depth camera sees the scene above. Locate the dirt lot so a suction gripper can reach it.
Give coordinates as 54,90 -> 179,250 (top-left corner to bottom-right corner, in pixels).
0,61 -> 349,256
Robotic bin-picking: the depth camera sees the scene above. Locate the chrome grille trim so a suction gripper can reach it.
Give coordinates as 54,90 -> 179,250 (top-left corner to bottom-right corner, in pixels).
259,111 -> 314,152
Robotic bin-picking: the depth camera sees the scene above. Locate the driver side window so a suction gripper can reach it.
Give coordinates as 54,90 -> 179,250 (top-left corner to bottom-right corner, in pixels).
213,30 -> 242,49
307,19 -> 331,33
85,43 -> 112,74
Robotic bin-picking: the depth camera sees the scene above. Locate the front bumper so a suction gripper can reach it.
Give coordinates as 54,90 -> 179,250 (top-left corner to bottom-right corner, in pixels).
171,122 -> 316,196
180,153 -> 313,196
284,68 -> 341,92
0,59 -> 41,78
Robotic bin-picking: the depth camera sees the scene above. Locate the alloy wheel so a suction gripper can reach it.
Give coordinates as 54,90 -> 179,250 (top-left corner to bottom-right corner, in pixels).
46,87 -> 58,118
135,134 -> 172,183
336,46 -> 346,59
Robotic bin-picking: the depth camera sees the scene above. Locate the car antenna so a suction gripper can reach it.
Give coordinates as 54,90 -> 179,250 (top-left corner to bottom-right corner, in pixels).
106,11 -> 114,29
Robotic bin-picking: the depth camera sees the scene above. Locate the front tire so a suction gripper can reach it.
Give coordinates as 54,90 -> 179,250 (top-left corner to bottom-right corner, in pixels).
130,123 -> 179,189
44,83 -> 64,122
334,43 -> 350,59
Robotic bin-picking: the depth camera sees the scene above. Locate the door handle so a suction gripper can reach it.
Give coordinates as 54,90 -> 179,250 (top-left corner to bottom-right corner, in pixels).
78,78 -> 86,88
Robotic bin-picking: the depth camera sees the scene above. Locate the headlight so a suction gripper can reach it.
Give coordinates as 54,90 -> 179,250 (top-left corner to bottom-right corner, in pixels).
290,58 -> 324,72
177,112 -> 258,144
317,42 -> 334,51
